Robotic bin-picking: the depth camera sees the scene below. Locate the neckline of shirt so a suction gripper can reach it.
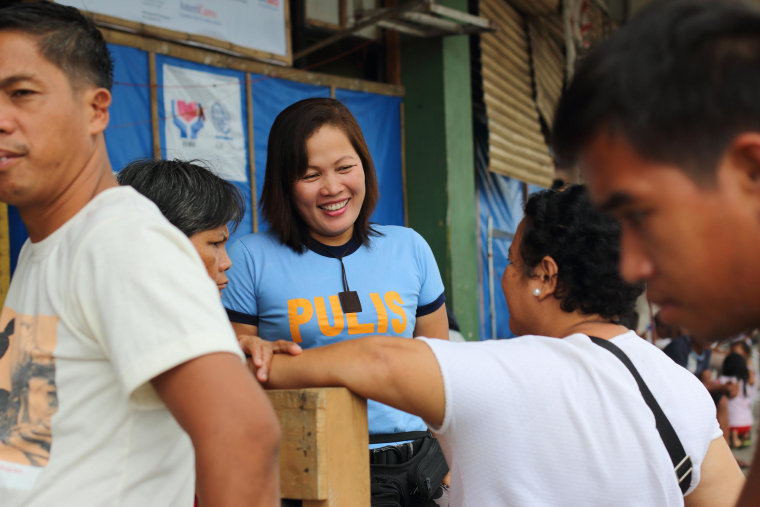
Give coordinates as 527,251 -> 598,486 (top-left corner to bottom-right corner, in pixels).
26,186 -> 130,260
307,235 -> 362,259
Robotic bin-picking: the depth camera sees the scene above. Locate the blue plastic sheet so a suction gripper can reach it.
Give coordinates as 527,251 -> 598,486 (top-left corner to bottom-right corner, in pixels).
477,167 -> 524,339
334,90 -> 404,226
106,44 -> 152,172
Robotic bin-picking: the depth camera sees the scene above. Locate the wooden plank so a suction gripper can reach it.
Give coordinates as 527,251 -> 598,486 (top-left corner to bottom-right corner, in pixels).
401,102 -> 409,228
100,28 -> 404,98
148,52 -> 160,159
246,73 -> 258,234
87,12 -> 291,65
268,388 -> 369,506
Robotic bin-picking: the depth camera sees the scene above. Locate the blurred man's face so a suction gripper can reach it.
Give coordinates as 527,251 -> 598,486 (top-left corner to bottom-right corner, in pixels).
581,131 -> 760,341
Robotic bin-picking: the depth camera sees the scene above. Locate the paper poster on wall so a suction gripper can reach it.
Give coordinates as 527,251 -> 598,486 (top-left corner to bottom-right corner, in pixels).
59,0 -> 288,58
162,63 -> 247,182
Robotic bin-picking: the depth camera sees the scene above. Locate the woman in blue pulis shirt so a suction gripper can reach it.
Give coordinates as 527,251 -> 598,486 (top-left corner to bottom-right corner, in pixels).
222,97 -> 450,506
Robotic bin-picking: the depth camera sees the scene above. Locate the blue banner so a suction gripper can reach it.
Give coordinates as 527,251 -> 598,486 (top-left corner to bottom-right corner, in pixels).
105,44 -> 152,172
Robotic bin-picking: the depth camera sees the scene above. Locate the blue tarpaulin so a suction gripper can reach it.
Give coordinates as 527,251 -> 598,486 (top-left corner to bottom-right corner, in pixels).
477,167 -> 524,339
335,90 -> 404,226
105,44 -> 152,172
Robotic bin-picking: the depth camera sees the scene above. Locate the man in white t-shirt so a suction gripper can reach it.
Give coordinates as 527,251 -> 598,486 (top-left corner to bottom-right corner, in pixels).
0,3 -> 280,505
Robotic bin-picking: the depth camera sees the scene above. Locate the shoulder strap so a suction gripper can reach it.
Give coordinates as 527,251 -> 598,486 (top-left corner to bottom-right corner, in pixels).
590,336 -> 693,494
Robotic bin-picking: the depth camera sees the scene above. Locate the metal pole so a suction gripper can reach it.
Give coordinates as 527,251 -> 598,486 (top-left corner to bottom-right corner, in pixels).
488,216 -> 496,340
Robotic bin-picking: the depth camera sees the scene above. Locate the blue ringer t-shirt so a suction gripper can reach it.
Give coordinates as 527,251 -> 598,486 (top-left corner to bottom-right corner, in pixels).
223,224 -> 445,440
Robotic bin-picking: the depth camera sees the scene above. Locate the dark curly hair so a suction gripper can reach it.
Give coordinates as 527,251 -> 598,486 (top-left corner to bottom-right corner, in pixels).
519,184 -> 644,322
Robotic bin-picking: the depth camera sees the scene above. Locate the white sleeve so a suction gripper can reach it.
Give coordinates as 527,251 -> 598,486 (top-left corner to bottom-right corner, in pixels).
68,217 -> 243,407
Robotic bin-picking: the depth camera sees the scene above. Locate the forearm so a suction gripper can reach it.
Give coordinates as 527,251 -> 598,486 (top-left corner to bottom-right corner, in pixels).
265,337 -> 400,401
265,336 -> 445,426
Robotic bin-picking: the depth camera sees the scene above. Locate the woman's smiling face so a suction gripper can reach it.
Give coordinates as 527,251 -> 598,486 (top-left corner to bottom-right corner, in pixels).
292,124 -> 366,246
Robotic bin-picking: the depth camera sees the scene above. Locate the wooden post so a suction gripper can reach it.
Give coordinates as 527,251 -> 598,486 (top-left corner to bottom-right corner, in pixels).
267,388 -> 370,507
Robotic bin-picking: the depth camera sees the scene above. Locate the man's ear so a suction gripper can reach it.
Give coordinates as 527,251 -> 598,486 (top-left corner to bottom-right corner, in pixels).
726,133 -> 760,195
534,255 -> 559,299
85,87 -> 111,135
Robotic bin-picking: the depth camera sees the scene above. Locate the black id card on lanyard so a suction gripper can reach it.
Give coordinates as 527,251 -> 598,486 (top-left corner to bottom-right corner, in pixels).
338,290 -> 362,314
336,252 -> 362,313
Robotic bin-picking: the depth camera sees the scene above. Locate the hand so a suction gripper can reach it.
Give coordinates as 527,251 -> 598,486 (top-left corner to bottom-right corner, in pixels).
239,335 -> 302,383
189,112 -> 204,139
171,101 -> 188,138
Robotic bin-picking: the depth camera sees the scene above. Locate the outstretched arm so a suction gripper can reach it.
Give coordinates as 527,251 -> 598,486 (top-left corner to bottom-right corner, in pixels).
685,436 -> 744,507
265,336 -> 446,427
232,322 -> 302,382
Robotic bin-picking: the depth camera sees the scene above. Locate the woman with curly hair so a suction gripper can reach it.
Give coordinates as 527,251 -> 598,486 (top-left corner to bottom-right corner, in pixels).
259,184 -> 744,506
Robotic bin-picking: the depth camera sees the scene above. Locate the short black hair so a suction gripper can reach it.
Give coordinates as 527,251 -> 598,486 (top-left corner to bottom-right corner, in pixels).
260,98 -> 380,252
0,1 -> 113,90
552,0 -> 760,182
118,159 -> 245,237
519,185 -> 644,321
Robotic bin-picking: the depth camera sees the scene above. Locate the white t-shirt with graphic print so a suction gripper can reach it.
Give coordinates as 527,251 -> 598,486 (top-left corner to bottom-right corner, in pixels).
0,187 -> 242,506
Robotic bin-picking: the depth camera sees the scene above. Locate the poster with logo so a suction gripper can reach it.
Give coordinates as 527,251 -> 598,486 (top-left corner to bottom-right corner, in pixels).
59,0 -> 288,59
161,62 -> 247,183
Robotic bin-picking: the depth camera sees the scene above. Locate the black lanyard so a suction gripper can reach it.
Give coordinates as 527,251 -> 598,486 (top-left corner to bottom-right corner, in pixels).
307,238 -> 363,313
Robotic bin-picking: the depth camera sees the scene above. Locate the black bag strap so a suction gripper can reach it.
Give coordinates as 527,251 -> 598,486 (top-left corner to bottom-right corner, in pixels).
370,431 -> 430,445
590,336 -> 693,494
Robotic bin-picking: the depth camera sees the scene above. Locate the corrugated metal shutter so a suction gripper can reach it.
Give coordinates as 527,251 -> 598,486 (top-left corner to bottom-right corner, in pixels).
527,15 -> 564,127
479,0 -> 555,187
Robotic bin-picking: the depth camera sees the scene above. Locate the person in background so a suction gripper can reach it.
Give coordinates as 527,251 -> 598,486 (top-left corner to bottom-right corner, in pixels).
222,97 -> 450,506
661,316 -> 739,444
730,339 -> 756,388
720,352 -> 756,452
551,1 -> 760,504
261,185 -> 744,506
0,3 -> 280,505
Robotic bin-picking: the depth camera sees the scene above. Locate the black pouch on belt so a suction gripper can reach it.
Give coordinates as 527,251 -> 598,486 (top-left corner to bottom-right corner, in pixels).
369,432 -> 449,506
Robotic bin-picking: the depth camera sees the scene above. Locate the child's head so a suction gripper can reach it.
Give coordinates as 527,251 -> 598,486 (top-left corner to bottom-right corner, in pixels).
723,352 -> 750,396
730,340 -> 751,360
